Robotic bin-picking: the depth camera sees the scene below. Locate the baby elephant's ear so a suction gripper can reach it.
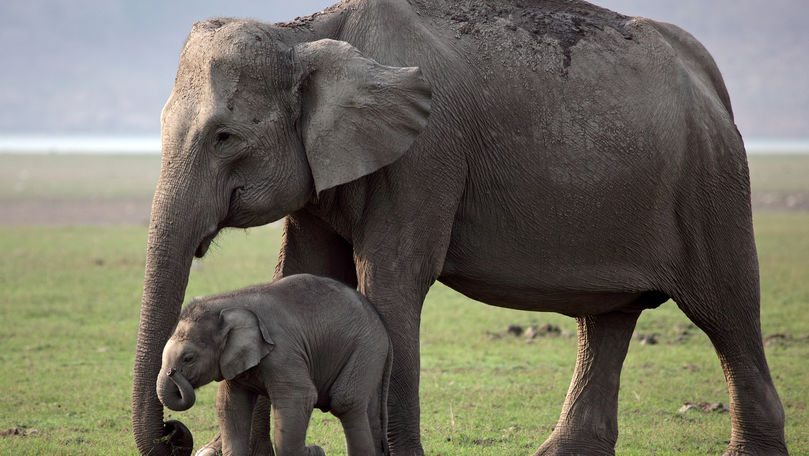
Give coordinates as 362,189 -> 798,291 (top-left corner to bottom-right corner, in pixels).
219,308 -> 274,380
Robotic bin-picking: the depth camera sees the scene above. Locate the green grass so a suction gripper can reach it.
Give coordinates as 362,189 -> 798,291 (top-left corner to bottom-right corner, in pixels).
0,225 -> 283,455
0,153 -> 807,454
1,217 -> 807,455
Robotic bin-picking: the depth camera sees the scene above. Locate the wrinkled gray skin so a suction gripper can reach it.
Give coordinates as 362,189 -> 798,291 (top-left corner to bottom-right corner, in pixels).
157,274 -> 391,456
133,0 -> 788,455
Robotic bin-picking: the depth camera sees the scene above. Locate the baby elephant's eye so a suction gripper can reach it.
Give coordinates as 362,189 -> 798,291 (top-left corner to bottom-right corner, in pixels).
182,353 -> 195,364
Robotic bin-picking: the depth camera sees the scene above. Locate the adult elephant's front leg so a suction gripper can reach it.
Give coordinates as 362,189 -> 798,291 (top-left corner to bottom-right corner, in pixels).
535,311 -> 641,456
274,210 -> 357,286
360,279 -> 428,455
356,257 -> 438,456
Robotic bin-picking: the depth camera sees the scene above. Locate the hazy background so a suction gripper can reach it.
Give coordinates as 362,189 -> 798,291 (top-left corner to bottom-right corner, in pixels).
1,0 -> 807,144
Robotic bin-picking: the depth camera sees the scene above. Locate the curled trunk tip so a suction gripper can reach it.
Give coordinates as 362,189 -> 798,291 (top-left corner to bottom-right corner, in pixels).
157,369 -> 196,412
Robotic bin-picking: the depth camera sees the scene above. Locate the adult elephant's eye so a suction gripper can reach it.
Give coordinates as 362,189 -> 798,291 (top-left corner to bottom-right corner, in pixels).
182,353 -> 195,364
216,131 -> 231,142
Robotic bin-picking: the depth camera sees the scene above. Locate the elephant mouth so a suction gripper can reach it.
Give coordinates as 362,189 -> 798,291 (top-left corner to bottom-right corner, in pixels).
195,230 -> 219,258
194,186 -> 244,258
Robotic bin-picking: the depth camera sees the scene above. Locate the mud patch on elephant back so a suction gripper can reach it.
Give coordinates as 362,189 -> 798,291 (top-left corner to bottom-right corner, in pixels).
507,3 -> 632,68
277,2 -> 344,29
421,0 -> 632,75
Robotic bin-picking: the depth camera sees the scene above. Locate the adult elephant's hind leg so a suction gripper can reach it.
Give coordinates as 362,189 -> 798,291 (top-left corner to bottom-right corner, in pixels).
535,311 -> 640,456
674,281 -> 786,455
670,185 -> 787,455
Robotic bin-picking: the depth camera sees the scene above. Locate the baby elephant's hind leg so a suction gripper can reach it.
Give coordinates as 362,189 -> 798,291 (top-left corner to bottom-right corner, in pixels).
337,406 -> 377,456
366,388 -> 386,455
331,369 -> 381,455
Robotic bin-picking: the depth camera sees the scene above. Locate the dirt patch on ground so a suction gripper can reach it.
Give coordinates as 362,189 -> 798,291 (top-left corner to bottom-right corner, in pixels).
1,426 -> 41,437
0,197 -> 153,226
751,192 -> 809,212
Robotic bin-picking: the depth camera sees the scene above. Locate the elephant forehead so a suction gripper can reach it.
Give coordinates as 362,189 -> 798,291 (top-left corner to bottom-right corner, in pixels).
167,24 -> 290,125
180,18 -> 288,78
171,318 -> 216,343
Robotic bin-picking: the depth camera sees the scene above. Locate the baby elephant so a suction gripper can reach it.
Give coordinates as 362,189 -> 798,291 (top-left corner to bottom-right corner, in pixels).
156,274 -> 392,456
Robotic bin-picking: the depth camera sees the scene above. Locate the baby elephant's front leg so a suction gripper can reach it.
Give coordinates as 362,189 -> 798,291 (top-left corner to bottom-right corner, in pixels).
217,381 -> 257,456
271,386 -> 322,456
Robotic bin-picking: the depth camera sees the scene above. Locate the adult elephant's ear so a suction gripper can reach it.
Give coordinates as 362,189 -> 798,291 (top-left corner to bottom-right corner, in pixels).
292,39 -> 432,195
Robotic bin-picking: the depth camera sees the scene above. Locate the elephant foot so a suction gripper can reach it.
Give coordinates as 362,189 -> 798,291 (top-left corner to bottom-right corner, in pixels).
163,420 -> 194,456
305,444 -> 326,456
533,431 -> 615,456
388,447 -> 424,456
722,439 -> 789,456
249,438 -> 273,456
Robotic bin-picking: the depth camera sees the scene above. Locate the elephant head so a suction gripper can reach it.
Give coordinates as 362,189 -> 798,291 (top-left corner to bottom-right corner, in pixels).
133,18 -> 431,455
157,305 -> 274,412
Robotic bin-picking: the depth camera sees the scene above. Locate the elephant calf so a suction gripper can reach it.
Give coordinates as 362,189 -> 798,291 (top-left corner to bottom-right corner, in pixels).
156,274 -> 392,456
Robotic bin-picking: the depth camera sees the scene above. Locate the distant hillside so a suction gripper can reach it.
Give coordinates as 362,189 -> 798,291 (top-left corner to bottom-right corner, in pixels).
1,0 -> 806,138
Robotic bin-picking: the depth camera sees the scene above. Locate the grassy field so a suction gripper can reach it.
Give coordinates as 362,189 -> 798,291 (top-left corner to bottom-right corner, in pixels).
0,154 -> 807,455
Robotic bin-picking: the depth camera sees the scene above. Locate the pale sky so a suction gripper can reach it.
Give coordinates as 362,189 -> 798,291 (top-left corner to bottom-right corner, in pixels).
1,0 -> 805,138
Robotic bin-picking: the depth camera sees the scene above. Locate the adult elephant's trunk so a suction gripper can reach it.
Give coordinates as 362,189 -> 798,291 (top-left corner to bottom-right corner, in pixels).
132,176 -> 206,456
157,368 -> 197,412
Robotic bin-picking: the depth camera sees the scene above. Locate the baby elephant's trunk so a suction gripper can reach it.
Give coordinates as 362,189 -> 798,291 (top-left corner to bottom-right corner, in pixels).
156,368 -> 196,411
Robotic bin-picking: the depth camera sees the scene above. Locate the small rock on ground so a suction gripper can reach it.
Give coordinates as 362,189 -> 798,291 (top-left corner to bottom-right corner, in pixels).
678,402 -> 729,414
633,332 -> 658,345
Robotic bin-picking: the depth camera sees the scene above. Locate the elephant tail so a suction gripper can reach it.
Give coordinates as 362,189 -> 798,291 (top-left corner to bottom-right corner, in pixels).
380,338 -> 393,456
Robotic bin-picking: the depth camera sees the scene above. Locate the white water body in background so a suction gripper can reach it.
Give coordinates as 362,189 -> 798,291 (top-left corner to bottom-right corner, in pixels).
0,135 -> 808,154
0,135 -> 161,154
743,138 -> 809,154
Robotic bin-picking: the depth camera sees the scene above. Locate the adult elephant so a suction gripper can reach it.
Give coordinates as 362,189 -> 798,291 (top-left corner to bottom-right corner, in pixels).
133,0 -> 787,455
